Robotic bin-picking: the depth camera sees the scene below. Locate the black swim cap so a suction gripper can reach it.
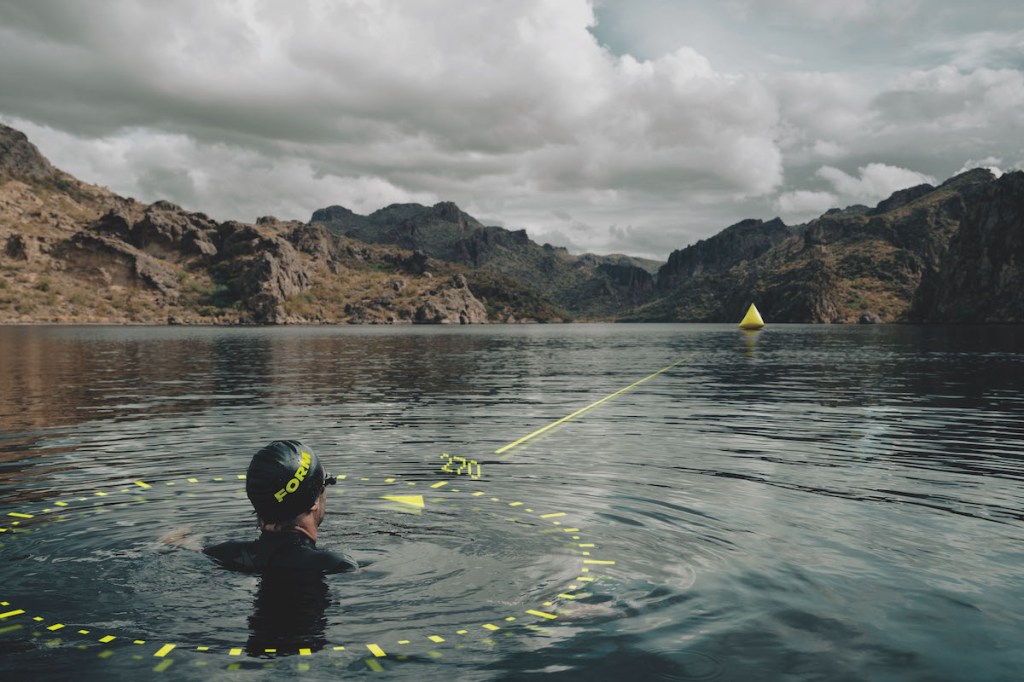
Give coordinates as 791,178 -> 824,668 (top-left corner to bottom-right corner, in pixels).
245,440 -> 334,523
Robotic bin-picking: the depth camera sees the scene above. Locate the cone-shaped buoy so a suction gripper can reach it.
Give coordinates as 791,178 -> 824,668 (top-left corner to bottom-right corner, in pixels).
738,303 -> 765,330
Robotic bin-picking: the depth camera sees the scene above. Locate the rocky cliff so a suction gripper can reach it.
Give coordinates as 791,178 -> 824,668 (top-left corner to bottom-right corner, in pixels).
627,168 -> 1004,323
911,170 -> 1024,322
0,123 -> 553,324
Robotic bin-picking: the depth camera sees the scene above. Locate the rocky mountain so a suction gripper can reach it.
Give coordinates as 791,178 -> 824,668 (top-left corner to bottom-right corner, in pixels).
310,202 -> 660,319
627,168 -> 1017,323
911,171 -> 1024,322
0,123 -> 562,325
2,121 -> 1022,325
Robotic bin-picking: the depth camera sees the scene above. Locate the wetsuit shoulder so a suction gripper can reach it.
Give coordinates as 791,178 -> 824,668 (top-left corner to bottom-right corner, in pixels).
203,540 -> 262,572
271,539 -> 358,573
203,534 -> 358,574
316,548 -> 359,574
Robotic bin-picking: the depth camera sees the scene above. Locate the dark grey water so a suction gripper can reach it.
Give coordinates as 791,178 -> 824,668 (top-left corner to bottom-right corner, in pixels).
1,324 -> 1022,681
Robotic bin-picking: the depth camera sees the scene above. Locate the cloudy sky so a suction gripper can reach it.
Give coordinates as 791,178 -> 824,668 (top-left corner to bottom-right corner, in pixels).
1,1 -> 1022,259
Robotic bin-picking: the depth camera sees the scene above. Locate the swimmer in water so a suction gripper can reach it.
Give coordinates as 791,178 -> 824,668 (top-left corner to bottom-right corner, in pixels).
202,440 -> 358,573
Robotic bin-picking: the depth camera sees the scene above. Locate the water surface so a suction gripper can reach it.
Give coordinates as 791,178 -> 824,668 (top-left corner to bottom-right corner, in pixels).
1,324 -> 1022,680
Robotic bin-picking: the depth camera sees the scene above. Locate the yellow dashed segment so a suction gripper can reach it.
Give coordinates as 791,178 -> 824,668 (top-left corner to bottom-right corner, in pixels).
299,648 -> 312,656
578,543 -> 595,548
397,640 -> 410,645
153,643 -> 176,657
332,646 -> 346,651
583,559 -> 616,565
430,481 -> 448,489
47,623 -> 66,631
0,609 -> 25,619
196,646 -> 209,651
366,644 -> 386,657
540,512 -> 566,519
7,512 -> 32,519
526,609 -> 558,620
557,593 -> 577,600
428,635 -> 445,643
99,635 -> 116,643
482,624 -> 500,631
134,640 -> 146,645
134,481 -> 151,489
229,648 -> 242,656
187,478 -> 198,484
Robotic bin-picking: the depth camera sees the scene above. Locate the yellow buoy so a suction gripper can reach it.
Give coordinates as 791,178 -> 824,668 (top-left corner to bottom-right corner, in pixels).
738,303 -> 765,330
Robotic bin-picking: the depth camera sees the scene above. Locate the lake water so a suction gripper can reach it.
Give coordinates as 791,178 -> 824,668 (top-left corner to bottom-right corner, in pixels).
0,323 -> 1022,681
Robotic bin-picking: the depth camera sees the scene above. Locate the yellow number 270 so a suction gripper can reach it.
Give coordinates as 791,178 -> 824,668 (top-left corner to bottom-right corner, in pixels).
439,453 -> 482,479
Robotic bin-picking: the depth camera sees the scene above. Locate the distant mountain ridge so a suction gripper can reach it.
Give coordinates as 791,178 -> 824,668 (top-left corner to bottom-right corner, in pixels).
1,121 -> 1022,324
310,201 -> 660,318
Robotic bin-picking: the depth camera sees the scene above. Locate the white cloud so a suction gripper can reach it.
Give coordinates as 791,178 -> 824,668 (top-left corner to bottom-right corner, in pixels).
1,1 -> 1023,260
812,140 -> 846,159
956,157 -> 1006,178
776,190 -> 838,217
816,163 -> 936,203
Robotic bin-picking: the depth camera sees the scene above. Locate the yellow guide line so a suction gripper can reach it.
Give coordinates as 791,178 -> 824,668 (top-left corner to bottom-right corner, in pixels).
495,360 -> 683,456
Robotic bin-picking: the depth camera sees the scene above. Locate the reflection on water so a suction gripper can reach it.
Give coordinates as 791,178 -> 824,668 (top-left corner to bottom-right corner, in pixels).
1,323 -> 1023,680
246,571 -> 331,656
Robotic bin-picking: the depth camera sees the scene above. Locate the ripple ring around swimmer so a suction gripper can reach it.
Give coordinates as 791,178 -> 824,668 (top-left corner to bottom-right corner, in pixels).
0,360 -> 681,672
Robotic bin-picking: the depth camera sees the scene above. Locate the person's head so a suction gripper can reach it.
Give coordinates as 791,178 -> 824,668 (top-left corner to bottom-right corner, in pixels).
245,440 -> 336,530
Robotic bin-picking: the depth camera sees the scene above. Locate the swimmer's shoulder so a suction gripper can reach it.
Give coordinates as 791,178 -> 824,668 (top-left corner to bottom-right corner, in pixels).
310,545 -> 359,574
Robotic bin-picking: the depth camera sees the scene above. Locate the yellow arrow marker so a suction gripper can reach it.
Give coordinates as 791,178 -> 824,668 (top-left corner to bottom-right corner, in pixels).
380,495 -> 425,509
